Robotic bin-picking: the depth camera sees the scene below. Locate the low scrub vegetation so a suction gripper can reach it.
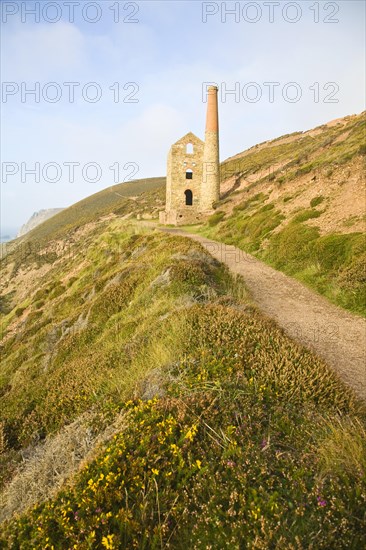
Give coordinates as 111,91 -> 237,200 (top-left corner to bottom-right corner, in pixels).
292,208 -> 322,223
0,227 -> 225,463
1,300 -> 365,548
203,199 -> 365,315
0,220 -> 365,548
1,114 -> 365,548
207,210 -> 225,226
0,219 -> 365,549
207,113 -> 365,316
220,113 -> 365,188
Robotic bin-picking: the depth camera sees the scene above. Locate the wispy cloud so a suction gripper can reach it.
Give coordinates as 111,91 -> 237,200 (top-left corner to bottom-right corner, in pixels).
1,0 -> 365,229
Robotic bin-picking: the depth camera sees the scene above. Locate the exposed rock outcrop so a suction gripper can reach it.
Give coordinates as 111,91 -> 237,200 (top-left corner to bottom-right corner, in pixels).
17,209 -> 64,237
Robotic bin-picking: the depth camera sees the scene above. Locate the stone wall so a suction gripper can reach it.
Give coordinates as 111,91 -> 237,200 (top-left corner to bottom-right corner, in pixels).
160,208 -> 202,226
166,132 -> 204,212
160,87 -> 220,225
165,132 -> 204,221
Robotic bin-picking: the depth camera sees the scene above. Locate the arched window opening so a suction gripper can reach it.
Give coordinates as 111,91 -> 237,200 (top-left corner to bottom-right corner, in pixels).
186,143 -> 194,154
185,189 -> 193,206
186,169 -> 193,180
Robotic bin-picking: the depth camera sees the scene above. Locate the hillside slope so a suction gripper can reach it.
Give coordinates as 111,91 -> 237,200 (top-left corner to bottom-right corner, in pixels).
5,176 -> 165,251
198,111 -> 366,315
0,177 -> 166,325
1,223 -> 365,547
0,116 -> 365,548
220,111 -> 365,238
161,228 -> 366,402
17,209 -> 65,238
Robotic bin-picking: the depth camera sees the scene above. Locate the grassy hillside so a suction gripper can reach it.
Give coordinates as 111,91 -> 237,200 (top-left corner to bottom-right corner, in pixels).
220,112 -> 365,185
1,176 -> 165,267
0,177 -> 166,328
21,176 -> 165,242
196,112 -> 366,316
1,115 -> 365,548
1,216 -> 365,548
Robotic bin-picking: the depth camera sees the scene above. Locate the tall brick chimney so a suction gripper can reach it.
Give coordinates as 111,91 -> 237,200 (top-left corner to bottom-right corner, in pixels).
201,85 -> 220,211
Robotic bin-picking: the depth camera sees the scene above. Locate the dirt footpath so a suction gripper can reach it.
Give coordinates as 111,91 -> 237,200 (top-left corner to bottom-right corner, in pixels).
162,228 -> 366,402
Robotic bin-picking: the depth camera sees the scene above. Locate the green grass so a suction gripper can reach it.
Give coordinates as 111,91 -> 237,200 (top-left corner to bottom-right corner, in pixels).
207,210 -> 225,226
0,228 -> 223,452
203,192 -> 365,316
291,208 -> 322,223
206,113 -> 366,315
263,231 -> 366,314
220,113 -> 365,188
1,300 -> 365,549
1,113 -> 365,548
310,195 -> 325,208
3,177 -> 165,273
209,200 -> 283,254
208,216 -> 365,316
1,222 -> 365,548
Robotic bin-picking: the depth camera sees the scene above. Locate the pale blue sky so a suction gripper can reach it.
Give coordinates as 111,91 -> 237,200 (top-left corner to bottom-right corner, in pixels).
1,0 -> 365,233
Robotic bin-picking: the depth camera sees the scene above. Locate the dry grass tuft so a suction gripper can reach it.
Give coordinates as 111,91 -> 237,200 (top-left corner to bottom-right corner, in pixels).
316,416 -> 366,480
0,411 -> 128,522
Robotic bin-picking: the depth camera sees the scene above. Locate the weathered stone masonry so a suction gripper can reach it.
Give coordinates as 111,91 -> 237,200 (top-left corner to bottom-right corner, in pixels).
160,86 -> 220,225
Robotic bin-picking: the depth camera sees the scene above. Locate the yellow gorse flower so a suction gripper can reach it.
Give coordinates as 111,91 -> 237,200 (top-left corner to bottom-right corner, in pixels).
184,424 -> 198,442
102,534 -> 115,549
250,506 -> 261,520
170,443 -> 179,455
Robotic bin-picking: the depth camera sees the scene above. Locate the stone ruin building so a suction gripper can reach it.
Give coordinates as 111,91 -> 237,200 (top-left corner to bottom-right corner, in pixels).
159,86 -> 220,225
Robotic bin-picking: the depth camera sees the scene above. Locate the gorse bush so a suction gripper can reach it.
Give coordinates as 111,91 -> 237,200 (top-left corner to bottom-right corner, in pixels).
0,229 -> 225,455
1,303 -> 364,549
1,221 -> 365,548
1,113 -> 366,548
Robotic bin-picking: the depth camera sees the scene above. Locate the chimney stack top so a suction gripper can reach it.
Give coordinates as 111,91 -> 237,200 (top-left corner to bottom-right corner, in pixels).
205,85 -> 219,133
